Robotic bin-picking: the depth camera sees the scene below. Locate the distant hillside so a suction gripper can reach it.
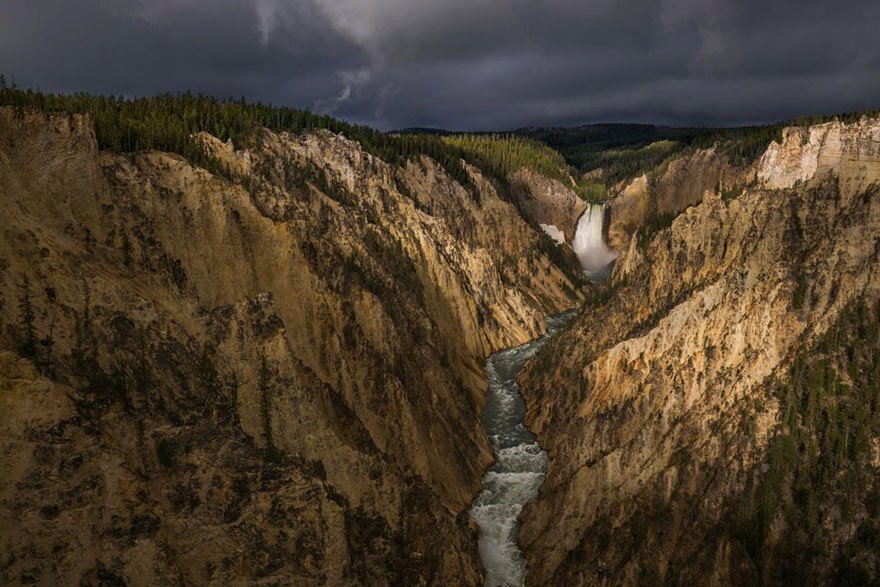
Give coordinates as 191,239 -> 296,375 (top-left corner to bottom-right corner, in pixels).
516,123 -> 707,150
442,134 -> 572,184
517,124 -> 727,186
393,127 -> 458,136
517,112 -> 880,188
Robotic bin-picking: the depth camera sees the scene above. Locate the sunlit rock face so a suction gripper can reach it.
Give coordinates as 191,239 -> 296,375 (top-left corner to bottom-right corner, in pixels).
518,116 -> 880,586
758,117 -> 880,195
0,106 -> 583,585
605,147 -> 748,254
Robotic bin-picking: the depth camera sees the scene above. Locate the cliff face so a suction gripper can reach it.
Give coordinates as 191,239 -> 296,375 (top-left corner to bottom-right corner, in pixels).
0,107 -> 581,585
606,146 -> 750,252
758,118 -> 880,195
519,117 -> 880,585
509,168 -> 587,242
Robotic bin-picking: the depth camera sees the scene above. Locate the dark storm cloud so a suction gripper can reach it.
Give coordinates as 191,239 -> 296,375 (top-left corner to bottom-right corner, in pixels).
1,0 -> 878,129
0,0 -> 365,107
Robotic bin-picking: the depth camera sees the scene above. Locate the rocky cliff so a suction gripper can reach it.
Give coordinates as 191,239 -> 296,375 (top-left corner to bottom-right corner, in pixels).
509,168 -> 587,242
605,146 -> 750,253
0,107 -> 582,585
758,118 -> 880,195
519,117 -> 880,585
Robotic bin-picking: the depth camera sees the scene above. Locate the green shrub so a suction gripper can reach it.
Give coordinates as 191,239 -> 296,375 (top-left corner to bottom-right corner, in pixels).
729,299 -> 880,582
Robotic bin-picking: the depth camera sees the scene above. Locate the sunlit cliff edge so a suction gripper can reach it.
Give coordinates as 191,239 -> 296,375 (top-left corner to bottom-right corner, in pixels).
519,116 -> 880,585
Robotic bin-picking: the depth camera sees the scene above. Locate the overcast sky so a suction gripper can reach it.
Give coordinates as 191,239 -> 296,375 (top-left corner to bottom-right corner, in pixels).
2,0 -> 879,130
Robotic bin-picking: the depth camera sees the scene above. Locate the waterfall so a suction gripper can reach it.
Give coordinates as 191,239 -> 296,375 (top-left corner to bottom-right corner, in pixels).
572,203 -> 617,280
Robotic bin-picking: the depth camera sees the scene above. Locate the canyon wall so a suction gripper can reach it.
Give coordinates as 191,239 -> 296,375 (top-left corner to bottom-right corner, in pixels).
0,107 -> 581,585
509,168 -> 587,242
519,117 -> 880,585
605,146 -> 751,253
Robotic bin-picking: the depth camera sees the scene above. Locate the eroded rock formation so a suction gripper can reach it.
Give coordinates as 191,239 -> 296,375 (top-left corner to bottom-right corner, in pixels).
0,107 -> 582,585
518,117 -> 880,585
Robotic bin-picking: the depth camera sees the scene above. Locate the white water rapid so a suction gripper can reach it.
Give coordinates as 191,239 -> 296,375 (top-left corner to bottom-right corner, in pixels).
572,203 -> 617,280
470,311 -> 575,587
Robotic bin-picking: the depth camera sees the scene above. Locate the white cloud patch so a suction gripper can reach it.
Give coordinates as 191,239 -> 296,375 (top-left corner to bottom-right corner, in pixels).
254,0 -> 279,45
315,66 -> 373,114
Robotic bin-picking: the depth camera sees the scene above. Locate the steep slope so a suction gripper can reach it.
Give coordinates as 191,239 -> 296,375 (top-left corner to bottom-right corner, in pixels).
518,117 -> 880,585
605,146 -> 752,253
509,168 -> 586,243
0,106 -> 581,585
439,134 -> 589,242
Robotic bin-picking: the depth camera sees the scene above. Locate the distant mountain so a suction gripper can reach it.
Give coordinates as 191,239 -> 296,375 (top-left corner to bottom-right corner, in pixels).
515,123 -> 712,150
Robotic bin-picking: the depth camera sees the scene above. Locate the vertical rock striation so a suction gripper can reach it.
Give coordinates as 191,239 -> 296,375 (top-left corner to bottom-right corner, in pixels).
0,107 -> 581,585
519,117 -> 880,585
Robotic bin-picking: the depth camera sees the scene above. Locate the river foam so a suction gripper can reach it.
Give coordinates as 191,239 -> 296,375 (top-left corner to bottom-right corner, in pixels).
470,311 -> 575,586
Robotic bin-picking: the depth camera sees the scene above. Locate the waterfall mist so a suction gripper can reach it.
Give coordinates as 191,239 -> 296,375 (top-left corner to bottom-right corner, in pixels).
572,204 -> 617,280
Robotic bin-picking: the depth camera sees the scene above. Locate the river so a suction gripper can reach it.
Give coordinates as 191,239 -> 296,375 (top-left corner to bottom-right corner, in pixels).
469,311 -> 576,586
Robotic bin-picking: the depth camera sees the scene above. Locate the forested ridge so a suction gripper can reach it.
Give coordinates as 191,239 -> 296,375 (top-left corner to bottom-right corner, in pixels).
5,77 -> 876,206
443,134 -> 571,183
0,80 -> 494,193
518,110 -> 880,189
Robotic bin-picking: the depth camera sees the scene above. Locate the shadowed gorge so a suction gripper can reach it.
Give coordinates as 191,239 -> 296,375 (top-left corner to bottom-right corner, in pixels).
0,75 -> 879,587
0,93 -> 584,584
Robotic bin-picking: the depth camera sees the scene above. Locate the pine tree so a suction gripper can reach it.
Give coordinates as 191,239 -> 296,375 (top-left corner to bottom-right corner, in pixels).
17,276 -> 36,358
120,228 -> 132,267
39,287 -> 57,375
196,345 -> 221,397
258,355 -> 278,461
75,277 -> 94,359
224,367 -> 242,426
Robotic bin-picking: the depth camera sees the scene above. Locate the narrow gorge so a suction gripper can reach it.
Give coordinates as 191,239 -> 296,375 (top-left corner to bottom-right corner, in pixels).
0,100 -> 588,585
470,311 -> 574,587
1,88 -> 879,587
470,188 -> 619,586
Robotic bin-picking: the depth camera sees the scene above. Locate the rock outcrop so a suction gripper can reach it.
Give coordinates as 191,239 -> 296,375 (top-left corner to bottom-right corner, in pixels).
0,107 -> 582,585
606,146 -> 750,253
518,117 -> 880,585
509,168 -> 587,242
758,117 -> 880,195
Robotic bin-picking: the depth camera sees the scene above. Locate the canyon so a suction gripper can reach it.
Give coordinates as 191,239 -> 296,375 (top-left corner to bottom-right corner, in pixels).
1,97 -> 879,587
0,105 -> 583,585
